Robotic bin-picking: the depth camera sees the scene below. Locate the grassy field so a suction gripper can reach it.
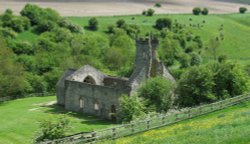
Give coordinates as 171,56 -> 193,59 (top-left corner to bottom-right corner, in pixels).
101,100 -> 250,144
68,13 -> 250,64
0,96 -> 114,144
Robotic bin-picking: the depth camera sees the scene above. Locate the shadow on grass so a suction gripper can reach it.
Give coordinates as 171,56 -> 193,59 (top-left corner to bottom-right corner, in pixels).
41,104 -> 115,126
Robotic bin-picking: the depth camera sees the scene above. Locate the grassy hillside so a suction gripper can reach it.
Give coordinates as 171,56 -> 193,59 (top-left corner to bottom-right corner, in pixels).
101,100 -> 250,144
0,96 -> 114,144
68,13 -> 250,64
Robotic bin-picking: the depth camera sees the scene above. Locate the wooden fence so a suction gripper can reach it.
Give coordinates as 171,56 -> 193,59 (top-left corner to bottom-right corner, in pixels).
0,92 -> 55,103
40,93 -> 250,144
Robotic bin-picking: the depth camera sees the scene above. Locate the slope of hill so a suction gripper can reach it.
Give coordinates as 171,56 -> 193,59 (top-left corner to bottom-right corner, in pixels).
69,13 -> 250,64
101,100 -> 250,144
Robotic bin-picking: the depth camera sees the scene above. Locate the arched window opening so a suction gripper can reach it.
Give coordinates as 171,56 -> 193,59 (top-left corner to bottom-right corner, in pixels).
83,76 -> 96,84
110,105 -> 116,121
79,99 -> 84,108
94,102 -> 99,110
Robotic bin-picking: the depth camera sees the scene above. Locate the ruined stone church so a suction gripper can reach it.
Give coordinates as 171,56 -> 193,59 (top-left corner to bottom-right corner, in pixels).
56,37 -> 175,120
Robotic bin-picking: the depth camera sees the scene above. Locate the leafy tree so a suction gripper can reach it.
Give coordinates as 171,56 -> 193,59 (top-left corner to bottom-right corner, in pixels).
190,52 -> 202,66
138,77 -> 174,112
201,8 -> 209,15
59,19 -> 83,33
176,66 -> 216,107
239,7 -> 247,14
154,18 -> 172,30
116,19 -> 126,28
210,62 -> 250,99
154,3 -> 162,7
147,8 -> 155,16
26,73 -> 47,93
88,17 -> 98,30
35,115 -> 70,142
9,41 -> 34,55
192,7 -> 201,15
117,95 -> 145,123
0,38 -> 30,97
36,20 -> 57,33
0,28 -> 17,39
178,53 -> 191,68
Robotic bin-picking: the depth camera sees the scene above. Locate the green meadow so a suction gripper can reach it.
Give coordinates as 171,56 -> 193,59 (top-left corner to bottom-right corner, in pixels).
68,13 -> 250,64
101,100 -> 250,144
0,96 -> 113,144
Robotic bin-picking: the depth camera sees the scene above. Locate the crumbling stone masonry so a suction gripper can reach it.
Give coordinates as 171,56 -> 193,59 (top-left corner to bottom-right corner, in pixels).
56,37 -> 175,120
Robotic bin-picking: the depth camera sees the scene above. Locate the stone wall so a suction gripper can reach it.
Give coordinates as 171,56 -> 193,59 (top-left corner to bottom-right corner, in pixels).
64,80 -> 130,119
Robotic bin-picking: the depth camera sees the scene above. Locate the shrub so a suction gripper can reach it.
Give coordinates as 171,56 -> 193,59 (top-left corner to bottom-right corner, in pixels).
36,20 -> 56,33
155,3 -> 162,7
10,41 -> 34,55
178,53 -> 190,68
35,115 -> 70,142
59,19 -> 83,33
190,52 -> 202,66
142,10 -> 147,15
176,66 -> 216,107
147,8 -> 155,16
239,7 -> 247,14
88,17 -> 98,30
210,62 -> 250,99
117,95 -> 145,123
217,54 -> 227,63
116,19 -> 126,28
192,7 -> 201,15
107,24 -> 115,33
138,77 -> 174,112
154,18 -> 172,30
201,8 -> 209,15
0,28 -> 17,39
26,74 -> 47,93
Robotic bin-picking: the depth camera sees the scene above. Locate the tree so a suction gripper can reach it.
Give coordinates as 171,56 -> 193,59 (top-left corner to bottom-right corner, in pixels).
117,95 -> 145,123
154,18 -> 172,30
116,19 -> 126,28
207,38 -> 220,60
147,8 -> 155,16
201,8 -> 209,15
190,52 -> 202,66
176,66 -> 216,107
88,17 -> 98,30
239,7 -> 247,14
35,115 -> 70,142
210,62 -> 250,99
138,77 -> 174,112
192,7 -> 201,15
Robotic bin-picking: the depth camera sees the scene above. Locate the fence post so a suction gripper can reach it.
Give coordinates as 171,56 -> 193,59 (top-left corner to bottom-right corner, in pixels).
175,113 -> 179,121
188,109 -> 192,118
147,120 -> 150,129
131,123 -> 134,133
112,128 -> 116,140
92,132 -> 96,143
162,116 -> 165,125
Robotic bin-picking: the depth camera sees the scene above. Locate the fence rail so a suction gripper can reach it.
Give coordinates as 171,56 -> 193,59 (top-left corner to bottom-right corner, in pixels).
40,93 -> 250,144
0,92 -> 55,103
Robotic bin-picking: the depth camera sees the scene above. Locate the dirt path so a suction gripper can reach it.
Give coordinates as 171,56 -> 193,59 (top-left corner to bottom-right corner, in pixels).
0,0 -> 249,16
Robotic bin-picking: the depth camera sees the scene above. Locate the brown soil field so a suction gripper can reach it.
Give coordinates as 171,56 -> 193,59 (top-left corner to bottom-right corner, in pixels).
0,0 -> 249,16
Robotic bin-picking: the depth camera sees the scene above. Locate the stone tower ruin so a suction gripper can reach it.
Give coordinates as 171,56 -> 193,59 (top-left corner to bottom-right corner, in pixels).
56,37 -> 175,120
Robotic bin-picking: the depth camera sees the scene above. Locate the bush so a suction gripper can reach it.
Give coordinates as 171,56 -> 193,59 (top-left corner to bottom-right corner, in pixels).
147,8 -> 155,16
142,10 -> 147,15
59,19 -> 83,33
88,17 -> 98,30
35,115 -> 70,142
217,54 -> 227,63
239,7 -> 247,14
178,53 -> 190,68
154,18 -> 172,30
192,7 -> 201,15
155,3 -> 161,7
0,28 -> 17,39
10,41 -> 34,55
201,8 -> 209,15
190,52 -> 202,66
210,62 -> 250,99
176,66 -> 216,107
116,19 -> 126,28
36,20 -> 56,33
138,77 -> 174,112
107,24 -> 115,33
117,95 -> 145,123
